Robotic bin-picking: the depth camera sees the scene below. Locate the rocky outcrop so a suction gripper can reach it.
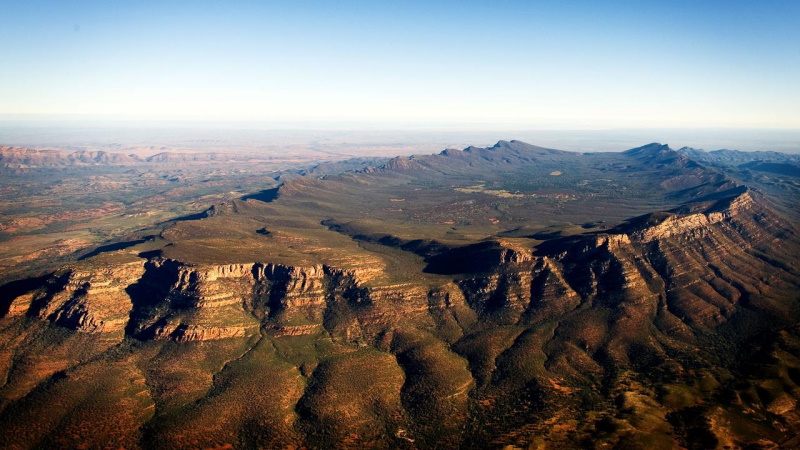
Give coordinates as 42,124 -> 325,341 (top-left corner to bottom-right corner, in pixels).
1,190 -> 798,448
632,191 -> 755,242
457,191 -> 797,336
9,262 -> 147,335
5,191 -> 793,349
4,258 -> 383,343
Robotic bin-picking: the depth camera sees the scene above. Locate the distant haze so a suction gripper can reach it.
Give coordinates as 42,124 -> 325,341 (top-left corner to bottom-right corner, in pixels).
0,121 -> 798,155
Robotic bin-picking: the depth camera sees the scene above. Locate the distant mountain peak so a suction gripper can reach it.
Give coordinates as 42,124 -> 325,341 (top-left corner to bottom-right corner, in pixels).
623,142 -> 672,155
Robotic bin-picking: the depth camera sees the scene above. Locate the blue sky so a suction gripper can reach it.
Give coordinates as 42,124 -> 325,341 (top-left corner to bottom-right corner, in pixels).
1,0 -> 798,128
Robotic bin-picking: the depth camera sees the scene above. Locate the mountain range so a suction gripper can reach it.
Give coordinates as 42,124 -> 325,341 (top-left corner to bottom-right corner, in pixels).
1,141 -> 798,448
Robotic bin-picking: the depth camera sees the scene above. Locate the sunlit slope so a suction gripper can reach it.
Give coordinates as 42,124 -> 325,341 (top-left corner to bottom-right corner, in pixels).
1,141 -> 799,448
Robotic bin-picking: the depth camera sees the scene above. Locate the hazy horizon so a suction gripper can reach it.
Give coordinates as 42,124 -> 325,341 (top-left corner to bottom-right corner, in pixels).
2,119 -> 799,154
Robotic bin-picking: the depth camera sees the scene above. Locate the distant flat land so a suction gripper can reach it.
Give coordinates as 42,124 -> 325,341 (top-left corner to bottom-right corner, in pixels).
0,142 -> 388,283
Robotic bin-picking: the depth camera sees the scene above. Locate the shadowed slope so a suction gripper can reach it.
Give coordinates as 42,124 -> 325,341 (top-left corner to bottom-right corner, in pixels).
1,142 -> 799,448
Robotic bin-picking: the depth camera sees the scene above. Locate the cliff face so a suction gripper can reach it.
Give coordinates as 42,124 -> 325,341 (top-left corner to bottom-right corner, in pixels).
4,257 -> 388,345
1,190 -> 799,448
457,191 -> 798,362
9,261 -> 147,335
3,190 -> 793,339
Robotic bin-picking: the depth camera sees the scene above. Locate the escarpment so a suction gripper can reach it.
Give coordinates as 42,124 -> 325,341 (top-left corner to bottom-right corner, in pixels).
9,261 -> 147,335
3,189 -> 796,356
1,169 -> 799,447
3,259 -> 384,343
3,188 -> 798,351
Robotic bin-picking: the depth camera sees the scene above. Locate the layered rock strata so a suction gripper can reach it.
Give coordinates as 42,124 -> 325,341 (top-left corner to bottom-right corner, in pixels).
1,190 -> 798,448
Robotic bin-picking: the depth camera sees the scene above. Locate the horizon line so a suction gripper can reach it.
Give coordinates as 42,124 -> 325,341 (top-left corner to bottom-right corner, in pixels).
1,117 -> 799,132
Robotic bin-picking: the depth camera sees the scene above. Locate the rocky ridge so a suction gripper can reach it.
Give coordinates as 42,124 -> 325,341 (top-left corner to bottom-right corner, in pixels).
0,146 -> 277,169
1,143 -> 799,448
7,189 -> 778,345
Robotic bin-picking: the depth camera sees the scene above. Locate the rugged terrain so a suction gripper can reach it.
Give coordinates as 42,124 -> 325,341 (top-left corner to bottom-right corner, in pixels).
1,141 -> 799,448
0,145 -> 387,283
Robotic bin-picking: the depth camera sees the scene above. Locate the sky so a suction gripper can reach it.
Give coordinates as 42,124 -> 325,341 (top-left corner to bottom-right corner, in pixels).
1,0 -> 799,129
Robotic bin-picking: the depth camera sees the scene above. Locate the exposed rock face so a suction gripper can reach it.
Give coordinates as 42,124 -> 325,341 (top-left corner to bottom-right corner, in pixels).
9,262 -> 147,335
5,258 -> 378,344
4,188 -> 797,351
1,190 -> 798,448
7,189 -> 797,354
